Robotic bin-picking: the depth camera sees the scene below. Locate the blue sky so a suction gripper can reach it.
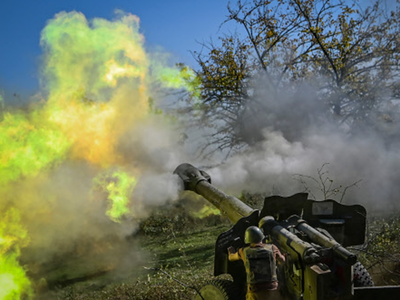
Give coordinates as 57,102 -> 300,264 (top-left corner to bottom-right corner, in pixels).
0,0 -> 238,97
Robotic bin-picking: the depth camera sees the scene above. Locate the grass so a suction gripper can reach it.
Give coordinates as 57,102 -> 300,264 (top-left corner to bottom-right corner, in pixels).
34,209 -> 400,300
38,223 -> 231,300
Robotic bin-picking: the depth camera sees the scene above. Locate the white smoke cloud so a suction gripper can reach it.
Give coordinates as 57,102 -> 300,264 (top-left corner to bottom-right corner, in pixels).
200,77 -> 400,213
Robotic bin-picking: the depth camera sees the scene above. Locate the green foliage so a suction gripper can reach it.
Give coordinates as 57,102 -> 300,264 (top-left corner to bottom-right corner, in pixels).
367,215 -> 400,254
188,0 -> 400,153
137,200 -> 229,236
361,215 -> 400,258
353,214 -> 400,285
190,36 -> 253,154
138,210 -> 192,236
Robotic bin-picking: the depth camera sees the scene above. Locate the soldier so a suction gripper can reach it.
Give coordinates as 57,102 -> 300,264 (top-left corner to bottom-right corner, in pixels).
228,226 -> 285,300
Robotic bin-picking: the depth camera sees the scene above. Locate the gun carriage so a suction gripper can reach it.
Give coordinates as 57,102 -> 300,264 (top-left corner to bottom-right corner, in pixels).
174,163 -> 400,300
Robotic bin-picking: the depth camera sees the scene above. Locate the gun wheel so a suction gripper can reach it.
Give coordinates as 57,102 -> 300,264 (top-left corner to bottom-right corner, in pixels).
194,279 -> 242,300
354,261 -> 374,287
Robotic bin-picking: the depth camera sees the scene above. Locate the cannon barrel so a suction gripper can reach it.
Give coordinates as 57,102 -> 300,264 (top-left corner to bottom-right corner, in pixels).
174,163 -> 254,223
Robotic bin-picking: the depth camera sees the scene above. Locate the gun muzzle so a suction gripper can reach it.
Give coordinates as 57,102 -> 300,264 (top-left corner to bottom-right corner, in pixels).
174,163 -> 254,223
173,163 -> 212,192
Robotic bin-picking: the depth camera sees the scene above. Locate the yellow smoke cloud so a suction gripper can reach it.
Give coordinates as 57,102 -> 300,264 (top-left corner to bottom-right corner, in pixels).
40,11 -> 148,94
0,208 -> 33,300
190,204 -> 221,219
0,10 -> 198,298
40,10 -> 150,166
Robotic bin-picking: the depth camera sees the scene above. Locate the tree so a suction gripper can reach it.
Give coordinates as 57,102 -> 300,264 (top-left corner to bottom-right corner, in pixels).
189,0 -> 400,153
191,36 -> 253,155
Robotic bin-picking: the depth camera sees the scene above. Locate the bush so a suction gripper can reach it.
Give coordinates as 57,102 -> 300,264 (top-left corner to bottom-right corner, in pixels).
137,198 -> 229,237
352,214 -> 400,285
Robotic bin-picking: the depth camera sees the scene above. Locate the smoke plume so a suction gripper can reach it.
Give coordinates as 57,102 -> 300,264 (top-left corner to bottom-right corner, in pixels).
2,7 -> 400,300
206,76 -> 400,213
0,10 -> 198,299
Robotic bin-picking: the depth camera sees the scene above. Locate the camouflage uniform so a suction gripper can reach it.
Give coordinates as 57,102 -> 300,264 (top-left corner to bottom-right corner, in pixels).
237,243 -> 284,300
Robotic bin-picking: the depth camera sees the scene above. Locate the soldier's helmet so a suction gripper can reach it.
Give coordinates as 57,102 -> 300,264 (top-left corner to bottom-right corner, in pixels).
258,216 -> 276,235
244,226 -> 264,244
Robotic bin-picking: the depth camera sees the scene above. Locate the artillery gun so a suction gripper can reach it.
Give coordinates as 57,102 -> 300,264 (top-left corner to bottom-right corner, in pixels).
174,163 -> 400,300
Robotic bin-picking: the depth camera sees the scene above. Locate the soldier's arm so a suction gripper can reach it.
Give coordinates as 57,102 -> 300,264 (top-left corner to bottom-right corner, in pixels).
273,244 -> 285,265
227,246 -> 241,261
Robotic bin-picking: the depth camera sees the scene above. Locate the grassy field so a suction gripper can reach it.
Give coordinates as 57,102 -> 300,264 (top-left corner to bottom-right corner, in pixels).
34,207 -> 400,300
38,221 -> 231,300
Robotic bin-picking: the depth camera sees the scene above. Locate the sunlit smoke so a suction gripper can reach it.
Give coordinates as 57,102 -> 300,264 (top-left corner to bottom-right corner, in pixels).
0,110 -> 70,184
0,10 -> 198,298
39,10 -> 150,167
190,204 -> 221,219
94,169 -> 137,222
0,208 -> 33,300
154,63 -> 201,97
